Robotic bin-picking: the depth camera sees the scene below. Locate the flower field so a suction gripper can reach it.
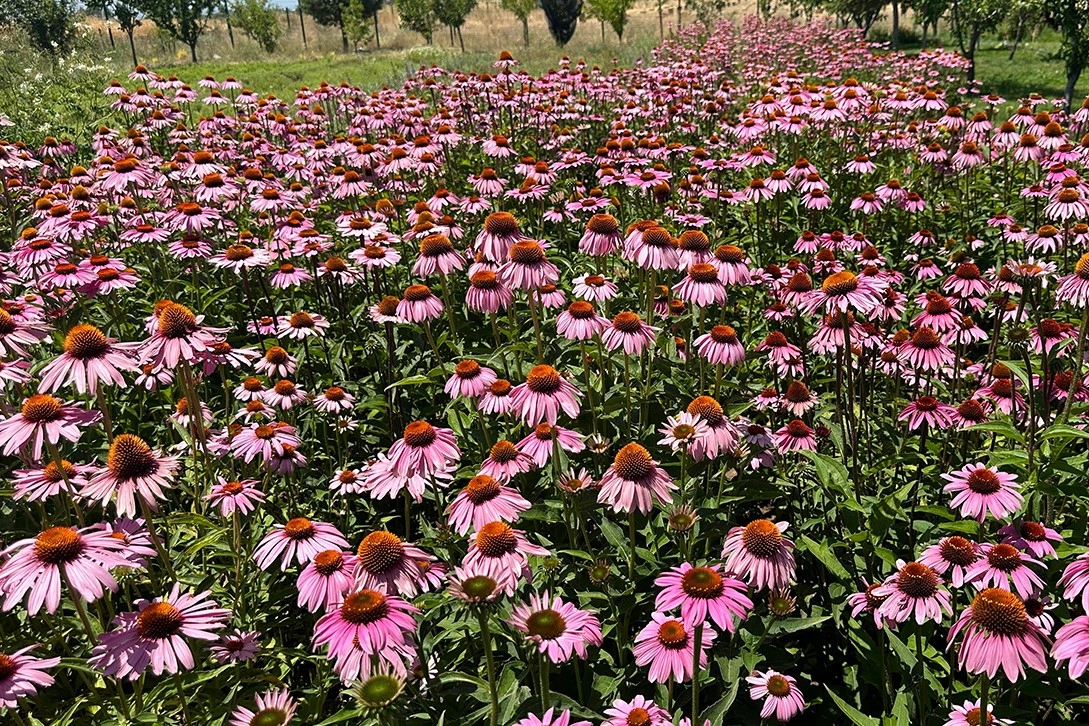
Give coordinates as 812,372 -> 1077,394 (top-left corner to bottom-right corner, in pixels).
5,14 -> 1089,726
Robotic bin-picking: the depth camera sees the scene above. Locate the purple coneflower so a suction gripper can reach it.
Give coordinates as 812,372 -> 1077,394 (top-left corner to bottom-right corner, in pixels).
0,645 -> 60,708
447,474 -> 531,534
253,518 -> 349,571
633,612 -> 715,683
947,588 -> 1049,681
746,670 -> 806,722
596,443 -> 676,514
229,688 -> 296,726
722,519 -> 795,591
81,434 -> 180,517
942,464 -> 1022,522
654,562 -> 752,632
874,560 -> 951,625
508,592 -> 603,663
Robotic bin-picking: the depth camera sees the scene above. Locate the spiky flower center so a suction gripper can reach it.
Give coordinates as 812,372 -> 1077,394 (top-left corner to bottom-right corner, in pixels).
107,434 -> 158,480
508,240 -> 546,265
681,566 -> 724,598
357,531 -> 404,574
911,327 -> 941,349
283,517 -> 315,541
896,562 -> 939,598
613,443 -> 654,480
455,360 -> 481,379
403,284 -> 433,302
465,475 -> 501,504
21,394 -> 63,423
340,590 -> 389,624
716,245 -> 745,263
419,234 -> 453,257
489,440 -> 520,464
567,301 -> 596,319
987,543 -> 1022,572
137,601 -> 183,639
403,421 -> 437,447
709,325 -> 738,344
314,549 -> 345,576
970,588 -> 1028,635
626,708 -> 651,726
940,536 -> 978,566
157,303 -> 198,339
657,619 -> 688,648
63,324 -> 109,360
525,365 -> 562,394
966,468 -> 1002,494
586,214 -> 619,234
484,212 -> 520,237
766,675 -> 792,697
612,311 -> 643,333
476,522 -> 517,557
525,609 -> 567,639
742,519 -> 783,557
34,526 -> 84,564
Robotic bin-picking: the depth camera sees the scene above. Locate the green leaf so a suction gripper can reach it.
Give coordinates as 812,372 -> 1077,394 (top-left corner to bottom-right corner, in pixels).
599,518 -> 630,559
826,686 -> 881,726
799,535 -> 851,579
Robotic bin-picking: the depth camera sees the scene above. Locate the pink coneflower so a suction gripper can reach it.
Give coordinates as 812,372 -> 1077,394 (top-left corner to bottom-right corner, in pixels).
38,323 -> 140,395
0,394 -> 100,459
312,588 -> 418,670
848,583 -> 892,629
693,325 -> 745,366
263,380 -> 308,410
516,423 -> 585,467
557,467 -> 597,494
802,270 -> 884,315
1053,616 -> 1089,678
918,536 -> 982,587
229,688 -> 296,726
898,327 -> 954,371
0,524 -> 132,615
943,699 -> 1012,726
478,378 -> 514,415
657,412 -> 711,453
722,519 -> 795,591
626,225 -> 679,271
572,274 -> 618,302
712,244 -> 752,285
509,365 -> 581,426
230,422 -> 300,464
354,531 -> 434,597
966,543 -> 1045,599
746,670 -> 805,722
12,459 -> 88,502
210,629 -> 261,664
447,474 -> 531,534
397,285 -> 444,324
444,360 -> 497,400
0,645 -> 60,707
557,300 -> 609,341
514,708 -> 592,726
998,520 -> 1062,558
596,443 -> 676,514
413,233 -> 465,277
81,434 -> 180,517
944,263 -> 991,298
773,420 -> 817,453
947,588 -> 1049,680
255,346 -> 297,379
466,270 -> 513,313
942,464 -> 1022,522
272,265 -> 312,291
462,521 -> 549,592
634,612 -> 716,683
579,214 -> 622,256
314,386 -> 355,414
654,562 -> 752,632
447,564 -> 506,603
603,696 -> 671,726
1032,318 -> 1076,356
1055,253 -> 1089,308
874,560 -> 951,625
205,478 -> 265,517
253,518 -> 349,571
602,311 -> 658,355
297,550 -> 358,612
89,584 -> 231,679
508,592 -> 602,663
779,381 -> 817,416
479,439 -> 535,482
899,395 -> 958,431
475,212 -> 525,263
278,311 -> 329,341
674,263 -> 726,307
139,302 -> 226,371
499,240 -> 559,291
387,420 -> 460,478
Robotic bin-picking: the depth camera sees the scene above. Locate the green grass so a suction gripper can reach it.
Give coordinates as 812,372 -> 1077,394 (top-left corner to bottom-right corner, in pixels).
972,40 -> 1080,103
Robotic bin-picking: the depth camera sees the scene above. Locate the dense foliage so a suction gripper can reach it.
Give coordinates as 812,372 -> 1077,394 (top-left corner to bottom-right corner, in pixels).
5,15 -> 1089,726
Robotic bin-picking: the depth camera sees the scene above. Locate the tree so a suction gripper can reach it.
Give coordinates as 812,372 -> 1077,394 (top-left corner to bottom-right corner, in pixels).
901,0 -> 946,44
231,0 -> 282,53
584,0 -> 632,41
1047,0 -> 1089,108
395,0 -> 436,44
132,0 -> 217,62
685,0 -> 729,32
824,0 -> 885,35
500,0 -> 534,47
343,0 -> 384,48
948,0 -> 1008,81
112,0 -> 143,66
541,0 -> 581,45
434,0 -> 475,51
0,0 -> 79,56
301,0 -> 350,50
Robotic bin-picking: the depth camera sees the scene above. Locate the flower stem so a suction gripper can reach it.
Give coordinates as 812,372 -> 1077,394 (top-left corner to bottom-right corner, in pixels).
173,672 -> 192,724
691,623 -> 704,725
539,651 -> 551,711
478,610 -> 499,726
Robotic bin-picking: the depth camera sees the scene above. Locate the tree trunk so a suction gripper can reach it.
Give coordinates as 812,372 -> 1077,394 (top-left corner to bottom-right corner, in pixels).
189,40 -> 198,63
521,16 -> 528,47
127,29 -> 138,67
458,26 -> 465,52
106,22 -> 116,48
449,24 -> 455,47
676,0 -> 681,29
285,7 -> 291,28
600,20 -> 605,43
890,0 -> 899,49
300,7 -> 309,48
373,11 -> 380,49
341,26 -> 349,51
223,1 -> 235,48
1067,66 -> 1083,111
657,0 -> 663,40
1008,17 -> 1025,61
